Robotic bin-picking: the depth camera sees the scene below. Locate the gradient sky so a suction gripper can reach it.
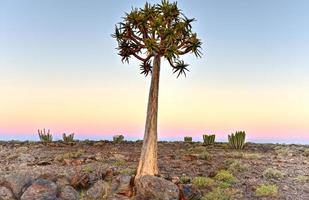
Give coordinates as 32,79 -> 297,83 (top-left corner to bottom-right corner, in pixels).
1,0 -> 308,143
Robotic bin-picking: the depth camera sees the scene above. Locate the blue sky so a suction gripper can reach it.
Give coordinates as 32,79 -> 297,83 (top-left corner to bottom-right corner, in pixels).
1,0 -> 309,143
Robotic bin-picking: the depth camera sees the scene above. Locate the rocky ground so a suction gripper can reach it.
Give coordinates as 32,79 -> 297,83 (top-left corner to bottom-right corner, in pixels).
0,141 -> 309,200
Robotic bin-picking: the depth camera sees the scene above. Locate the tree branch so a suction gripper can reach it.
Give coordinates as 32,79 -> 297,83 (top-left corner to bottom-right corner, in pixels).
177,48 -> 191,55
132,52 -> 153,62
167,58 -> 177,68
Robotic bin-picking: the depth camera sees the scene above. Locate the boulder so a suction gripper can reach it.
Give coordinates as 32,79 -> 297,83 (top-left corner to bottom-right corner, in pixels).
3,174 -> 32,198
59,185 -> 79,200
0,186 -> 16,200
20,179 -> 57,200
86,180 -> 110,199
110,174 -> 133,197
135,175 -> 179,200
179,184 -> 200,200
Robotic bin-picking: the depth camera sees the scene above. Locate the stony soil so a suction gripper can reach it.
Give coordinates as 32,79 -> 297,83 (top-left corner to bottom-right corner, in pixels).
0,141 -> 309,199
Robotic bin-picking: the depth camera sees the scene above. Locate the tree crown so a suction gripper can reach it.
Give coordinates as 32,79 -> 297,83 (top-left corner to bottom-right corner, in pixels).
112,0 -> 202,77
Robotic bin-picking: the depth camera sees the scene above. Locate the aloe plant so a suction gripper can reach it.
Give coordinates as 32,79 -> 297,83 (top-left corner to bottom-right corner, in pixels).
184,137 -> 193,142
63,133 -> 74,142
228,131 -> 246,149
203,134 -> 215,145
38,128 -> 52,142
113,135 -> 124,142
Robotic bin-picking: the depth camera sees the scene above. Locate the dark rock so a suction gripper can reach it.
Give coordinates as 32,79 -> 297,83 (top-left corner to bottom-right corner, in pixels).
59,185 -> 79,200
135,175 -> 179,200
86,180 -> 110,199
3,174 -> 32,198
20,179 -> 57,200
0,186 -> 16,200
179,184 -> 200,200
110,174 -> 133,197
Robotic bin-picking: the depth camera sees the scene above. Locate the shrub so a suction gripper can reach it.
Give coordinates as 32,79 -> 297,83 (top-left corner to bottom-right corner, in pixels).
179,176 -> 191,184
214,170 -> 237,184
192,177 -> 214,188
255,184 -> 278,197
188,146 -> 206,154
203,134 -> 215,145
225,159 -> 248,174
82,165 -> 94,173
243,153 -> 262,159
275,147 -> 291,156
295,175 -> 309,184
118,168 -> 136,175
304,148 -> 309,157
228,131 -> 246,149
184,137 -> 193,142
114,159 -> 127,166
54,150 -> 84,162
38,128 -> 52,142
62,133 -> 74,142
113,135 -> 124,142
198,152 -> 211,160
262,168 -> 284,179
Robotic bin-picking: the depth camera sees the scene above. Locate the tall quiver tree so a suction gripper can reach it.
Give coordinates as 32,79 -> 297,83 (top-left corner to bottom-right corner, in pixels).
112,0 -> 202,179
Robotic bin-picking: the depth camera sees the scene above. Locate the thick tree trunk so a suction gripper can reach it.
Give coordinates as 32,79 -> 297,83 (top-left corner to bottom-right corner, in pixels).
135,55 -> 161,180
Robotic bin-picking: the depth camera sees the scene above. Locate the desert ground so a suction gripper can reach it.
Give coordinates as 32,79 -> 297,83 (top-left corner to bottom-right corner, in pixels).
0,141 -> 309,199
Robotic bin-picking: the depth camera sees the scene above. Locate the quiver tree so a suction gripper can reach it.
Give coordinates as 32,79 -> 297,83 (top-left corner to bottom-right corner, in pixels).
112,0 -> 202,179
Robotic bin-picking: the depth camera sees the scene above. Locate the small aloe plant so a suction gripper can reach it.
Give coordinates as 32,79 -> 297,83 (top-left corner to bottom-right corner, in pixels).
203,134 -> 215,145
228,131 -> 246,149
113,135 -> 124,143
63,133 -> 74,142
38,128 -> 52,142
184,137 -> 193,143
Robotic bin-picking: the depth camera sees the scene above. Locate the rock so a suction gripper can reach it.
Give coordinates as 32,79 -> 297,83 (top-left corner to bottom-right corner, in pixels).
56,176 -> 70,188
59,185 -> 79,200
20,179 -> 57,200
71,173 -> 90,189
3,174 -> 32,198
179,184 -> 200,200
0,186 -> 16,200
110,174 -> 133,197
135,175 -> 179,200
86,180 -> 110,199
104,168 -> 114,181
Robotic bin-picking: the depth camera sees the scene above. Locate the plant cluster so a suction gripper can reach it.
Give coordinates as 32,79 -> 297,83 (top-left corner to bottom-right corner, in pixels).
113,135 -> 124,142
184,136 -> 193,142
262,168 -> 284,180
225,159 -> 248,174
38,128 -> 53,142
228,131 -> 246,149
62,133 -> 74,142
203,134 -> 215,145
255,184 -> 278,197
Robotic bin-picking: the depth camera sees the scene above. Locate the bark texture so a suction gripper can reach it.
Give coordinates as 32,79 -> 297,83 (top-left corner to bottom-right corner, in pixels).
135,56 -> 161,180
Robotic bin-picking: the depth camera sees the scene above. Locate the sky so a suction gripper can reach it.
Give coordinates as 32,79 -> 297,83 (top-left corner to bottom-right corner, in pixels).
0,0 -> 308,143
